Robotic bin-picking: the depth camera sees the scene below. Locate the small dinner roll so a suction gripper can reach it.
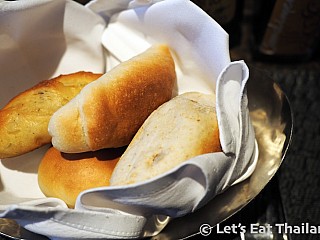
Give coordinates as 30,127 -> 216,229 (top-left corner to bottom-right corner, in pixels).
0,71 -> 102,158
48,45 -> 176,153
110,92 -> 221,186
38,146 -> 124,208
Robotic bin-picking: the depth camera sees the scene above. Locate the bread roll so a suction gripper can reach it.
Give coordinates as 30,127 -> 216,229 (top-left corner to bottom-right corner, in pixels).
38,146 -> 124,208
49,45 -> 176,153
0,72 -> 101,159
110,92 -> 221,186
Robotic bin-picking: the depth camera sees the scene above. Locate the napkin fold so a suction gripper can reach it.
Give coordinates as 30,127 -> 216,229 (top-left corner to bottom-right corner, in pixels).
75,60 -> 258,217
0,0 -> 258,239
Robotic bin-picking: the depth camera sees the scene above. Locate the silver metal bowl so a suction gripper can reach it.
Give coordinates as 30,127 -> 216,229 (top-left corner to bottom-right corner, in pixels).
0,67 -> 293,240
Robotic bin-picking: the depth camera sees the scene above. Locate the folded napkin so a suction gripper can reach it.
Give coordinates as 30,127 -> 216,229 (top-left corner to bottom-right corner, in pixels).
0,0 -> 258,239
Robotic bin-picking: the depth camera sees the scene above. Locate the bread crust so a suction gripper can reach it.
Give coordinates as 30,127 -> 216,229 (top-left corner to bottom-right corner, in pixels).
49,45 -> 176,153
110,92 -> 221,186
38,146 -> 123,208
0,72 -> 101,158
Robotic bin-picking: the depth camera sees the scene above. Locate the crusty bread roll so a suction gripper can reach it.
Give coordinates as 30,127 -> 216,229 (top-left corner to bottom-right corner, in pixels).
0,72 -> 101,159
38,146 -> 124,208
110,92 -> 221,186
48,44 -> 176,153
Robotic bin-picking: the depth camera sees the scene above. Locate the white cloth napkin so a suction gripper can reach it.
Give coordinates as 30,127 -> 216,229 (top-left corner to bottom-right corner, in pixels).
0,0 -> 258,239
0,0 -> 105,109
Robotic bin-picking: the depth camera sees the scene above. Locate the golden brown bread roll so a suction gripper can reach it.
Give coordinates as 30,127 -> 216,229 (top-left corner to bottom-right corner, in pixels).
110,92 -> 221,186
38,146 -> 124,208
0,72 -> 102,159
49,44 -> 176,153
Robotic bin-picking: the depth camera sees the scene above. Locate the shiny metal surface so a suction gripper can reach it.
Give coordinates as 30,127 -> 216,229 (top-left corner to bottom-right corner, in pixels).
0,218 -> 49,240
154,67 -> 293,239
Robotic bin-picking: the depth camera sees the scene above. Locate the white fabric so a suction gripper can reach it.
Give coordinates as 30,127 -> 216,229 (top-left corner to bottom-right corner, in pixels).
0,0 -> 258,239
0,0 -> 105,109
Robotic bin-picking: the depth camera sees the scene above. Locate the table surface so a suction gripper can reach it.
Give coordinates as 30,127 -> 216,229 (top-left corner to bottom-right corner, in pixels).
260,61 -> 320,240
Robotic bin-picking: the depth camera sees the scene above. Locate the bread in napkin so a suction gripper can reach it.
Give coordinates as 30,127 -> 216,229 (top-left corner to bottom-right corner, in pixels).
38,146 -> 124,208
110,92 -> 222,186
0,71 -> 101,158
48,44 -> 177,153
